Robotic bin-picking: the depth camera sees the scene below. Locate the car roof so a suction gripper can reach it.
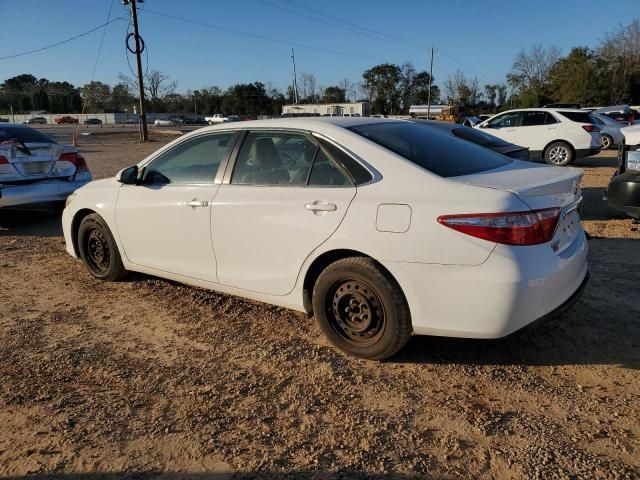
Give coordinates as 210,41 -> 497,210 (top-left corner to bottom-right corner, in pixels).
0,123 -> 30,128
198,116 -> 409,132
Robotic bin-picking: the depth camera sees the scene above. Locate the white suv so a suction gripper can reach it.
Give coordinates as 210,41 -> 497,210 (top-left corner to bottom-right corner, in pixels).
475,108 -> 601,166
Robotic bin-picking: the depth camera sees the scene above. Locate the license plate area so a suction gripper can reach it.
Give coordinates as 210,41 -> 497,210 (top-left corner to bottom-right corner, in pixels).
20,161 -> 51,175
553,209 -> 580,253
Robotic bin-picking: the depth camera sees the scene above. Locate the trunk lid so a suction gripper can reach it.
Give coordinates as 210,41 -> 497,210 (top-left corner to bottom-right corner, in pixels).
0,142 -> 76,182
449,160 -> 583,210
449,160 -> 584,253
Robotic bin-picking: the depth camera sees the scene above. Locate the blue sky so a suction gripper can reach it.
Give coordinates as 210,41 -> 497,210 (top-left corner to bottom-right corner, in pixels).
0,0 -> 635,93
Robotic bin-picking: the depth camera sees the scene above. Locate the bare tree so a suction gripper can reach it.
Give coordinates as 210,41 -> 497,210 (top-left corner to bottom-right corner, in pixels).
118,70 -> 177,108
510,45 -> 561,92
300,73 -> 317,102
598,19 -> 640,103
338,78 -> 353,102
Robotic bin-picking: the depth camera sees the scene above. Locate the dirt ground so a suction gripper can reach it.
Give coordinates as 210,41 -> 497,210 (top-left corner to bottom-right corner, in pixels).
1,136 -> 638,480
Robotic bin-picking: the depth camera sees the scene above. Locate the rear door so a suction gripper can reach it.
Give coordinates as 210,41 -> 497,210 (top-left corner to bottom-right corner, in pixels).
517,110 -> 560,151
211,130 -> 356,295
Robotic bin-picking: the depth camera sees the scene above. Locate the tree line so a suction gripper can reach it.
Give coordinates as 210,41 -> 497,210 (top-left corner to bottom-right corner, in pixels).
1,18 -> 638,116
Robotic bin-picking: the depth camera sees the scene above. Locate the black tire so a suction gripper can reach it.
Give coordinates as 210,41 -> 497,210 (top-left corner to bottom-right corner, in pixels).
601,134 -> 614,150
544,141 -> 574,166
77,213 -> 127,281
312,257 -> 412,360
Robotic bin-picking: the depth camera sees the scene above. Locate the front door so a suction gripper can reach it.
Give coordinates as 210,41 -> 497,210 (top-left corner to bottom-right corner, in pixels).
483,111 -> 522,144
116,131 -> 237,282
212,130 -> 356,295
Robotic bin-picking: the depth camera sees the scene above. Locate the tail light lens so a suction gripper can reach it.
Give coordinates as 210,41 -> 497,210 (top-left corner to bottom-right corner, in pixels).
59,152 -> 89,172
582,125 -> 599,133
437,208 -> 562,246
0,155 -> 8,165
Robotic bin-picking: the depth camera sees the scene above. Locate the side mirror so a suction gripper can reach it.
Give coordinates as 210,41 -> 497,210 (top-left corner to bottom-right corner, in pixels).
117,165 -> 139,185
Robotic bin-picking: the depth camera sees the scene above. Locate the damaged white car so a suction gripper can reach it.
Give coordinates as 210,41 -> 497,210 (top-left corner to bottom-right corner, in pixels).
0,124 -> 91,208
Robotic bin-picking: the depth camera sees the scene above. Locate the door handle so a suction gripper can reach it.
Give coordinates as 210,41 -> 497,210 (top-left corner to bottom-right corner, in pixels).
305,201 -> 337,212
187,199 -> 209,207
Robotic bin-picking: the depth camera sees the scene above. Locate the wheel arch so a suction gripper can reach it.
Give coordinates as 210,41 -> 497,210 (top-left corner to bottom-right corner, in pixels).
301,248 -> 402,315
70,208 -> 97,256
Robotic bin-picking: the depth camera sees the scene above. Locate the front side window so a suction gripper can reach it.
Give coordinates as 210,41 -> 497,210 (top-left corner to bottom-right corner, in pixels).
231,131 -> 317,186
488,112 -> 521,128
143,132 -> 235,185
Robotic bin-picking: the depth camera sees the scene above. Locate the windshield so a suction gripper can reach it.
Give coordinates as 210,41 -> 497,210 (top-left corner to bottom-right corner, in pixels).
348,122 -> 512,178
0,126 -> 55,144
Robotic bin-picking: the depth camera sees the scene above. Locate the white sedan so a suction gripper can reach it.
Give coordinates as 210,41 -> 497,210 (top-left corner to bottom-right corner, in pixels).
62,118 -> 589,360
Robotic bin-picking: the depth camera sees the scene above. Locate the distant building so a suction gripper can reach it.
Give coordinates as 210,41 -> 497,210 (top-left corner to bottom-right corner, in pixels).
282,101 -> 370,117
408,104 -> 449,117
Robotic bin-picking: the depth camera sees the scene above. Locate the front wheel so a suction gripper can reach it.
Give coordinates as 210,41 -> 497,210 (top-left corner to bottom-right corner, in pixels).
544,141 -> 574,166
77,213 -> 127,281
312,257 -> 412,360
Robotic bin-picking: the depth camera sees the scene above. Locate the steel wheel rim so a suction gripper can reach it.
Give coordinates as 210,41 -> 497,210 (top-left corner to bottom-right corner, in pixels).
602,136 -> 611,149
84,227 -> 110,274
326,278 -> 386,347
549,146 -> 569,164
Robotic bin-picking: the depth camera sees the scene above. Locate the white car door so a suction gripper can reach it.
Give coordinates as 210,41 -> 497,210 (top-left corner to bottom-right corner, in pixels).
516,110 -> 560,151
480,112 -> 522,144
115,131 -> 238,281
212,130 -> 356,296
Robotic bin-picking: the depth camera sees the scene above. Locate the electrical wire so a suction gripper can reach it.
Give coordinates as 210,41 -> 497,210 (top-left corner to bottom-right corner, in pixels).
143,8 -> 388,63
0,17 -> 125,61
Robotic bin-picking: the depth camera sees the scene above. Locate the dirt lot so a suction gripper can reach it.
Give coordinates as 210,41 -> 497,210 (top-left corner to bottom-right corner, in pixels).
1,136 -> 639,480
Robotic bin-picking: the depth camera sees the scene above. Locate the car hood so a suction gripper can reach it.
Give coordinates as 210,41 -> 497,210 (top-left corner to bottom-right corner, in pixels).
621,124 -> 640,145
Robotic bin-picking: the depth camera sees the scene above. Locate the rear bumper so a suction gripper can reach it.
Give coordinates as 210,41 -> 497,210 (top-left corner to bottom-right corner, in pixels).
576,147 -> 602,158
607,171 -> 640,218
0,172 -> 91,208
382,229 -> 589,338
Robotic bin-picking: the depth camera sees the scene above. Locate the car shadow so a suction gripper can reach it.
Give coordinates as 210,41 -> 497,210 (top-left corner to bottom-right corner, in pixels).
574,153 -> 619,168
0,207 -> 63,237
393,237 -> 640,370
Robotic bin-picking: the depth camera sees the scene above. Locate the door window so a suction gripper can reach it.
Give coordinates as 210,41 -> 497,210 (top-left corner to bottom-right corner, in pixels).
521,111 -> 555,126
143,133 -> 235,185
488,112 -> 521,128
308,149 -> 351,186
231,131 -> 318,186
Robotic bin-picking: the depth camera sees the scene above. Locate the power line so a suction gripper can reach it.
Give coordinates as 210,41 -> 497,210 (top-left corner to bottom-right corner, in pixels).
143,8 -> 388,63
0,17 -> 126,61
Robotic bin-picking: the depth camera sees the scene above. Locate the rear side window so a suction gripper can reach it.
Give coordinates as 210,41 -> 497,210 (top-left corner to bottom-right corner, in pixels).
521,111 -> 558,126
0,126 -> 55,144
557,111 -> 597,123
349,122 -> 511,178
315,137 -> 373,185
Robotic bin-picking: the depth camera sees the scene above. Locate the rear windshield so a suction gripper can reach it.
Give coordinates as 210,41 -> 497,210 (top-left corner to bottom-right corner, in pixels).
0,126 -> 55,144
451,127 -> 510,148
348,122 -> 512,178
557,111 -> 597,124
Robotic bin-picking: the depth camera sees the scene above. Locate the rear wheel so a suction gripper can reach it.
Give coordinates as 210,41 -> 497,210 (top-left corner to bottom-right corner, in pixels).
544,141 -> 574,166
77,213 -> 127,281
601,134 -> 614,150
312,257 -> 412,360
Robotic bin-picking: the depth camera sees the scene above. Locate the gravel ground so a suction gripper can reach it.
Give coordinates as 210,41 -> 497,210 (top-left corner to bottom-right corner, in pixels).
0,137 -> 638,480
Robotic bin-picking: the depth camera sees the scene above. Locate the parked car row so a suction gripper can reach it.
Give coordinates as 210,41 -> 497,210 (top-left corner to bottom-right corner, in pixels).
22,116 -> 104,125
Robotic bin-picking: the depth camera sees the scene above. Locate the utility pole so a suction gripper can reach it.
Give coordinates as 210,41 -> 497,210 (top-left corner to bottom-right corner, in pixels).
126,0 -> 148,141
290,48 -> 299,104
427,45 -> 434,119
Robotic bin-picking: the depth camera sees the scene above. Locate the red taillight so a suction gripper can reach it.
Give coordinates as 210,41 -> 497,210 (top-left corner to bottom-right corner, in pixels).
582,125 -> 599,133
0,155 -> 8,165
437,208 -> 561,246
628,115 -> 634,126
59,152 -> 89,172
